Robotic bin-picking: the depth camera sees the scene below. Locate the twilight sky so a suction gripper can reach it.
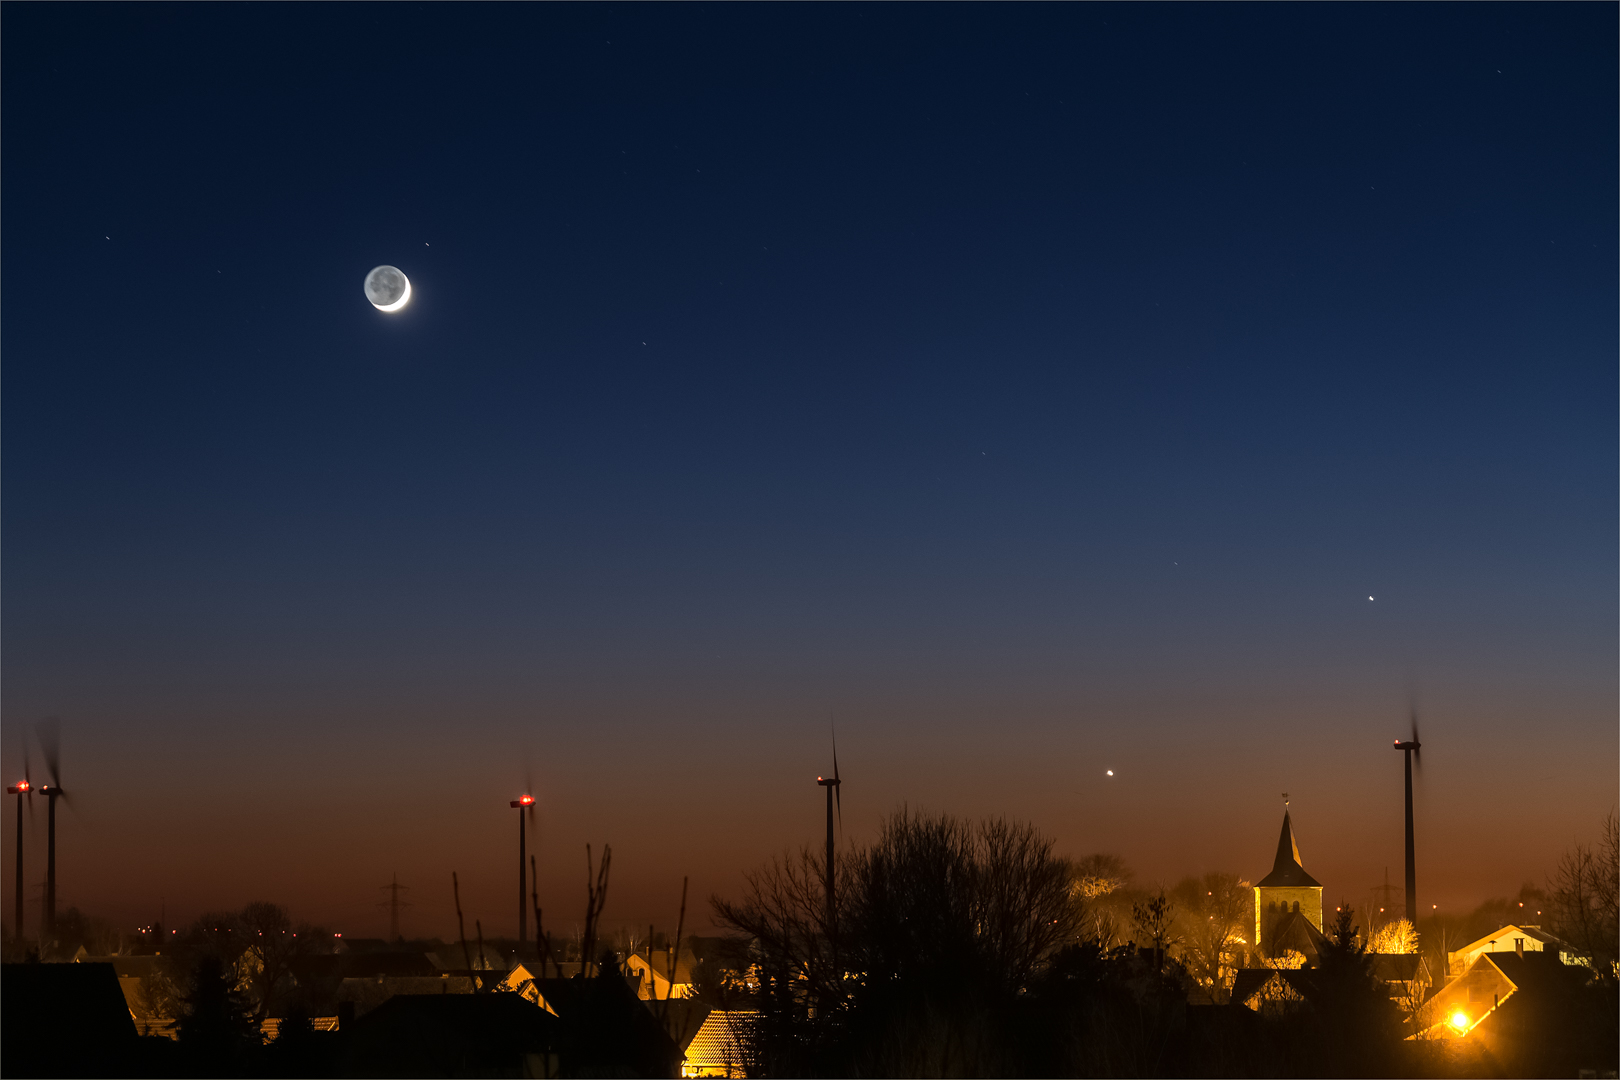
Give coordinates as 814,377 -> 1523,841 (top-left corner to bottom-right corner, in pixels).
3,5 -> 1614,940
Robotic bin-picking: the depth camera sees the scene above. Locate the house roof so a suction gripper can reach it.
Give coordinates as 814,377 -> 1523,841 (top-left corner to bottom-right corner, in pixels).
340,993 -> 561,1078
295,951 -> 444,981
1450,924 -> 1576,959
1414,949 -> 1589,1040
684,1009 -> 758,1072
526,974 -> 683,1078
1231,967 -> 1313,1008
1264,909 -> 1330,963
2,963 -> 140,1076
1256,811 -> 1322,888
1369,953 -> 1425,982
1482,951 -> 1593,997
627,949 -> 696,985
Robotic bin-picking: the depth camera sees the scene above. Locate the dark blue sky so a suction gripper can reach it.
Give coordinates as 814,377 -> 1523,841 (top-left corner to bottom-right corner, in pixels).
4,5 -> 1614,934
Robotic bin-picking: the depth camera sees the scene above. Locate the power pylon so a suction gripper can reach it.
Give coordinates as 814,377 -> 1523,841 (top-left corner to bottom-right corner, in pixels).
379,874 -> 412,942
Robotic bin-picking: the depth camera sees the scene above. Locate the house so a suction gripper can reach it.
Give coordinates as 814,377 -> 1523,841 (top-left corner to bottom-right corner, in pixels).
1368,952 -> 1431,1013
495,963 -> 682,1076
336,973 -> 480,1019
1230,967 -> 1312,1017
1445,924 -> 1582,976
80,953 -> 177,1038
2,962 -> 142,1077
340,992 -> 563,1078
680,1009 -> 757,1078
625,949 -> 696,1001
1412,950 -> 1617,1076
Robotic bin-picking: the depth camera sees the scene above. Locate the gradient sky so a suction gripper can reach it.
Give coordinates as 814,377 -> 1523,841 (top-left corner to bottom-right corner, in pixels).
3,5 -> 1614,942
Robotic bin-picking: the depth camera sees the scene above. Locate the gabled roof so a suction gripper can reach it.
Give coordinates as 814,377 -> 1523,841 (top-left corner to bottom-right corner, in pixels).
1369,953 -> 1425,983
626,950 -> 696,985
684,1009 -> 758,1072
1231,967 -> 1313,1011
527,975 -> 683,1078
1264,909 -> 1331,963
1416,950 -> 1602,1044
2,963 -> 140,1076
1450,924 -> 1575,959
340,993 -> 561,1077
1256,811 -> 1322,888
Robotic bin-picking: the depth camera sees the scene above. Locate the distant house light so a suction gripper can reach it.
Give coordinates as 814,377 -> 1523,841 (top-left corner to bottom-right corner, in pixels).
1449,1010 -> 1469,1034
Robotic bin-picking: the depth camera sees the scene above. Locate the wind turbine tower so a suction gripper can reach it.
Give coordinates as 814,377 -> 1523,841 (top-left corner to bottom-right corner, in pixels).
510,794 -> 535,947
36,719 -> 68,941
1393,715 -> 1422,924
815,739 -> 842,935
6,774 -> 30,940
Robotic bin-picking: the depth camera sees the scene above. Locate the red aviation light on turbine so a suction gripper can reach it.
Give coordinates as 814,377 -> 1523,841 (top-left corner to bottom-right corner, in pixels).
511,795 -> 534,808
6,781 -> 26,794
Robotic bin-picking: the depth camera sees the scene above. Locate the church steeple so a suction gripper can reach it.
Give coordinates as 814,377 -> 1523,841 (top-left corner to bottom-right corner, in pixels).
1253,806 -> 1327,963
1258,810 -> 1321,888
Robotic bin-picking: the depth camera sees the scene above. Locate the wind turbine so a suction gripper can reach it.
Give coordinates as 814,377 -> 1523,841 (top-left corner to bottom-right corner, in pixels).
6,751 -> 32,941
815,734 -> 842,935
1393,708 -> 1422,924
36,719 -> 68,941
509,791 -> 535,948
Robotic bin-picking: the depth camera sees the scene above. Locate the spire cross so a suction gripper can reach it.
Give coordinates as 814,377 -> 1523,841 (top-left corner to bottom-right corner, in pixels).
1282,792 -> 1289,806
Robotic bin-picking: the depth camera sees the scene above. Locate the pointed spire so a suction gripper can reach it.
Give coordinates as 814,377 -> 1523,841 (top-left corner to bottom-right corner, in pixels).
1275,811 -> 1303,872
1257,809 -> 1322,888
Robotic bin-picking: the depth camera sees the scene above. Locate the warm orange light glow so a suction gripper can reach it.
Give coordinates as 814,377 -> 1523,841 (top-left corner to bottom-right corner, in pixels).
1449,1010 -> 1469,1033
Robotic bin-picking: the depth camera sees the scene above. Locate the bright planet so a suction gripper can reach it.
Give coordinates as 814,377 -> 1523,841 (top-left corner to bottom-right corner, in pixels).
364,265 -> 411,312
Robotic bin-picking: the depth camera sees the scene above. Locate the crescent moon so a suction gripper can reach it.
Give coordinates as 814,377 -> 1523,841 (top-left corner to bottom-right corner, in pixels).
364,265 -> 412,312
376,276 -> 412,312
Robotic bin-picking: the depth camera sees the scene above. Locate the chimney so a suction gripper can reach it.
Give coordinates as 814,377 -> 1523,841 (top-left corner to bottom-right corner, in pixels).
1516,938 -> 1524,959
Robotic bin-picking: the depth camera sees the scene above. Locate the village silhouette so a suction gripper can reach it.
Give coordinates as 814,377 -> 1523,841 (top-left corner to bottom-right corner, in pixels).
2,3 -> 1614,1077
1,725 -> 1615,1078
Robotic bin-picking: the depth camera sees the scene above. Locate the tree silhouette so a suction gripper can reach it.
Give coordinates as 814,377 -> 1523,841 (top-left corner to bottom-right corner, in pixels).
176,953 -> 258,1077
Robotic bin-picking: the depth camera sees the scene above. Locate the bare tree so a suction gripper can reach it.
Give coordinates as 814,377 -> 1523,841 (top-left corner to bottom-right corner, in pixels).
1131,889 -> 1179,971
1071,853 -> 1133,947
1171,873 -> 1249,1001
1366,918 -> 1418,955
1548,810 -> 1619,983
712,844 -> 842,1000
581,843 -> 613,977
237,901 -> 326,1020
973,817 -> 1078,991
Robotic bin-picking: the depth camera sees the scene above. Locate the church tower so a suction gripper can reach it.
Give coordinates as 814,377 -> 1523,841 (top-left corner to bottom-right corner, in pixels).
1254,810 -> 1324,958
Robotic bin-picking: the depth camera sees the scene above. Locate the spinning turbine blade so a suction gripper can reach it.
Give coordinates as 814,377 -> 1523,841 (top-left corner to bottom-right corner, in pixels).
832,728 -> 842,830
36,717 -> 60,788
